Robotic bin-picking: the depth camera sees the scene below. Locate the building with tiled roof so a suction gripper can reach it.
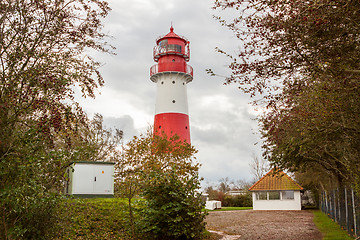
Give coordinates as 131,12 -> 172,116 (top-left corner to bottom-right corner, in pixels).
249,168 -> 303,210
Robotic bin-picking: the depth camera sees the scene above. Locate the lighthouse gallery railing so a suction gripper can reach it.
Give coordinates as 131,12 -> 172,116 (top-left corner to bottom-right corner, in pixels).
150,64 -> 193,78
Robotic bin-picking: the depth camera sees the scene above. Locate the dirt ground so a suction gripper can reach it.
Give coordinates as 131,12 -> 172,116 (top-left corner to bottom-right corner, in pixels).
205,210 -> 323,240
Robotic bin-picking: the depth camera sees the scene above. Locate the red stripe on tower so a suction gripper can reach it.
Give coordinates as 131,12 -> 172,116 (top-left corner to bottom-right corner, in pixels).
150,26 -> 193,143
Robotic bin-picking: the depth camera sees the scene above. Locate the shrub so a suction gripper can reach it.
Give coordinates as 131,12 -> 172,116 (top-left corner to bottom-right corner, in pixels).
222,194 -> 252,207
139,170 -> 207,240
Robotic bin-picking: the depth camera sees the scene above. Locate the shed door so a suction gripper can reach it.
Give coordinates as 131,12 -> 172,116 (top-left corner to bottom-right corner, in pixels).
93,165 -> 113,194
72,164 -> 94,194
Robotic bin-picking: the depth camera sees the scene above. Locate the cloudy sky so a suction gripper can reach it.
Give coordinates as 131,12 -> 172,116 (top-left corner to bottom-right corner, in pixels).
75,0 -> 263,186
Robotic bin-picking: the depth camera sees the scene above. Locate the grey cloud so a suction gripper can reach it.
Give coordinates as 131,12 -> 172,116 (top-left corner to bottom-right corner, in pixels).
103,115 -> 139,142
77,0 -> 264,183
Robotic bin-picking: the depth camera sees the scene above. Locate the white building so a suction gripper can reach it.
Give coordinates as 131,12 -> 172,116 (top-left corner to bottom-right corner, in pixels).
249,168 -> 303,210
65,161 -> 115,198
227,189 -> 248,196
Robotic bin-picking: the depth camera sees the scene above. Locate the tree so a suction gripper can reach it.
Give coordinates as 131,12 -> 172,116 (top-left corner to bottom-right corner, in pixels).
115,131 -> 153,239
249,154 -> 269,181
115,130 -> 207,240
232,178 -> 254,191
204,185 -> 225,203
294,166 -> 336,207
76,113 -> 123,162
218,177 -> 232,193
0,0 -> 112,238
261,78 -> 360,188
205,178 -> 253,205
212,0 -> 360,194
212,0 -> 360,99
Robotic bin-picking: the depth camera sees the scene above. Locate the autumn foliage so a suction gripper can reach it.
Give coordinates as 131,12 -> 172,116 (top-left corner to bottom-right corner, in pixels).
115,131 -> 207,239
213,0 -> 360,195
0,0 -> 112,239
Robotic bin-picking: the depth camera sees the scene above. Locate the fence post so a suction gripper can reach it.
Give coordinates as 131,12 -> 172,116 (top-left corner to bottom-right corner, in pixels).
319,192 -> 323,211
334,190 -> 337,222
325,191 -> 328,215
351,188 -> 357,236
337,188 -> 341,224
345,187 -> 349,232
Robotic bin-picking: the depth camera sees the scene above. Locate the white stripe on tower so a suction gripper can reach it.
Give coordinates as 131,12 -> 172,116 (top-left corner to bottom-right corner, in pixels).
155,73 -> 189,115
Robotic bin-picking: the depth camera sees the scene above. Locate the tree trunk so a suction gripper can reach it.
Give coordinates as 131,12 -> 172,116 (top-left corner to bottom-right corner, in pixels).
128,197 -> 136,239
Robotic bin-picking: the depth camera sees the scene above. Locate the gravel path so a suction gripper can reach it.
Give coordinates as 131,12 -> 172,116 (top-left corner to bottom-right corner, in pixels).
205,210 -> 322,240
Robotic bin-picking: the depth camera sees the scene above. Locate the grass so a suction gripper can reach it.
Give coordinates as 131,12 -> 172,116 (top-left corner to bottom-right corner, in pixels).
312,210 -> 354,240
210,206 -> 253,211
51,198 -> 251,239
51,197 -> 134,239
54,199 -> 354,240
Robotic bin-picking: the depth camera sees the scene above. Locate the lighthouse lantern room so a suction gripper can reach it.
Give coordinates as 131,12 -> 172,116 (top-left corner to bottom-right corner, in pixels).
150,27 -> 193,143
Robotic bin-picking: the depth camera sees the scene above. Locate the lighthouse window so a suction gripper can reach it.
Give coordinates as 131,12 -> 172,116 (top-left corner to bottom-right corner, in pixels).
185,126 -> 188,129
172,100 -> 176,103
158,41 -> 181,54
159,39 -> 167,47
172,81 -> 175,84
168,44 -> 182,53
159,126 -> 162,129
158,40 -> 168,54
161,81 -> 164,84
183,83 -> 185,85
172,59 -> 175,62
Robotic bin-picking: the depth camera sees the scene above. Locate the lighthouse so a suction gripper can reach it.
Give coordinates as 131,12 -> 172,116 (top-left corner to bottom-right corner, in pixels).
150,26 -> 193,143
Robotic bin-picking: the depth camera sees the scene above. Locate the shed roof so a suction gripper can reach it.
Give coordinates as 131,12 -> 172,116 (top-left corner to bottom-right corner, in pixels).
248,168 -> 303,191
66,161 -> 115,167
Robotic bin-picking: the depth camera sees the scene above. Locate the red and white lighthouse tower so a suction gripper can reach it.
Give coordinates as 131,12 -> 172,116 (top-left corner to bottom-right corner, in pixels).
150,26 -> 193,143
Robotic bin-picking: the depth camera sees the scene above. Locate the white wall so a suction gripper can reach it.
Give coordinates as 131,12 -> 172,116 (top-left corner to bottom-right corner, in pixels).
154,73 -> 189,115
70,163 -> 114,196
252,191 -> 302,210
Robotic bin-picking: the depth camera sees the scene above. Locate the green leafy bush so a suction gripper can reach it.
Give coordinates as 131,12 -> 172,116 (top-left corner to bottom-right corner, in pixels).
51,198 -> 130,240
0,130 -> 65,239
139,170 -> 207,240
222,194 -> 252,207
115,132 -> 208,239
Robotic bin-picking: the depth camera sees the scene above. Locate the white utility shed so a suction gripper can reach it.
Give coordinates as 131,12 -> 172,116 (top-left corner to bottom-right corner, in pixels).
249,168 -> 303,210
65,161 -> 115,198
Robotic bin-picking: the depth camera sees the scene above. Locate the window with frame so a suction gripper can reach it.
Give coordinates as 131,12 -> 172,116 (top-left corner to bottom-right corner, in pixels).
159,39 -> 168,47
282,191 -> 295,200
268,191 -> 280,200
256,191 -> 267,200
167,44 -> 182,53
158,40 -> 168,53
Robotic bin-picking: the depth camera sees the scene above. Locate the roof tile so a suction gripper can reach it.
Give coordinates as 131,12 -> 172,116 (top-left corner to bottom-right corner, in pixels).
249,168 -> 303,191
